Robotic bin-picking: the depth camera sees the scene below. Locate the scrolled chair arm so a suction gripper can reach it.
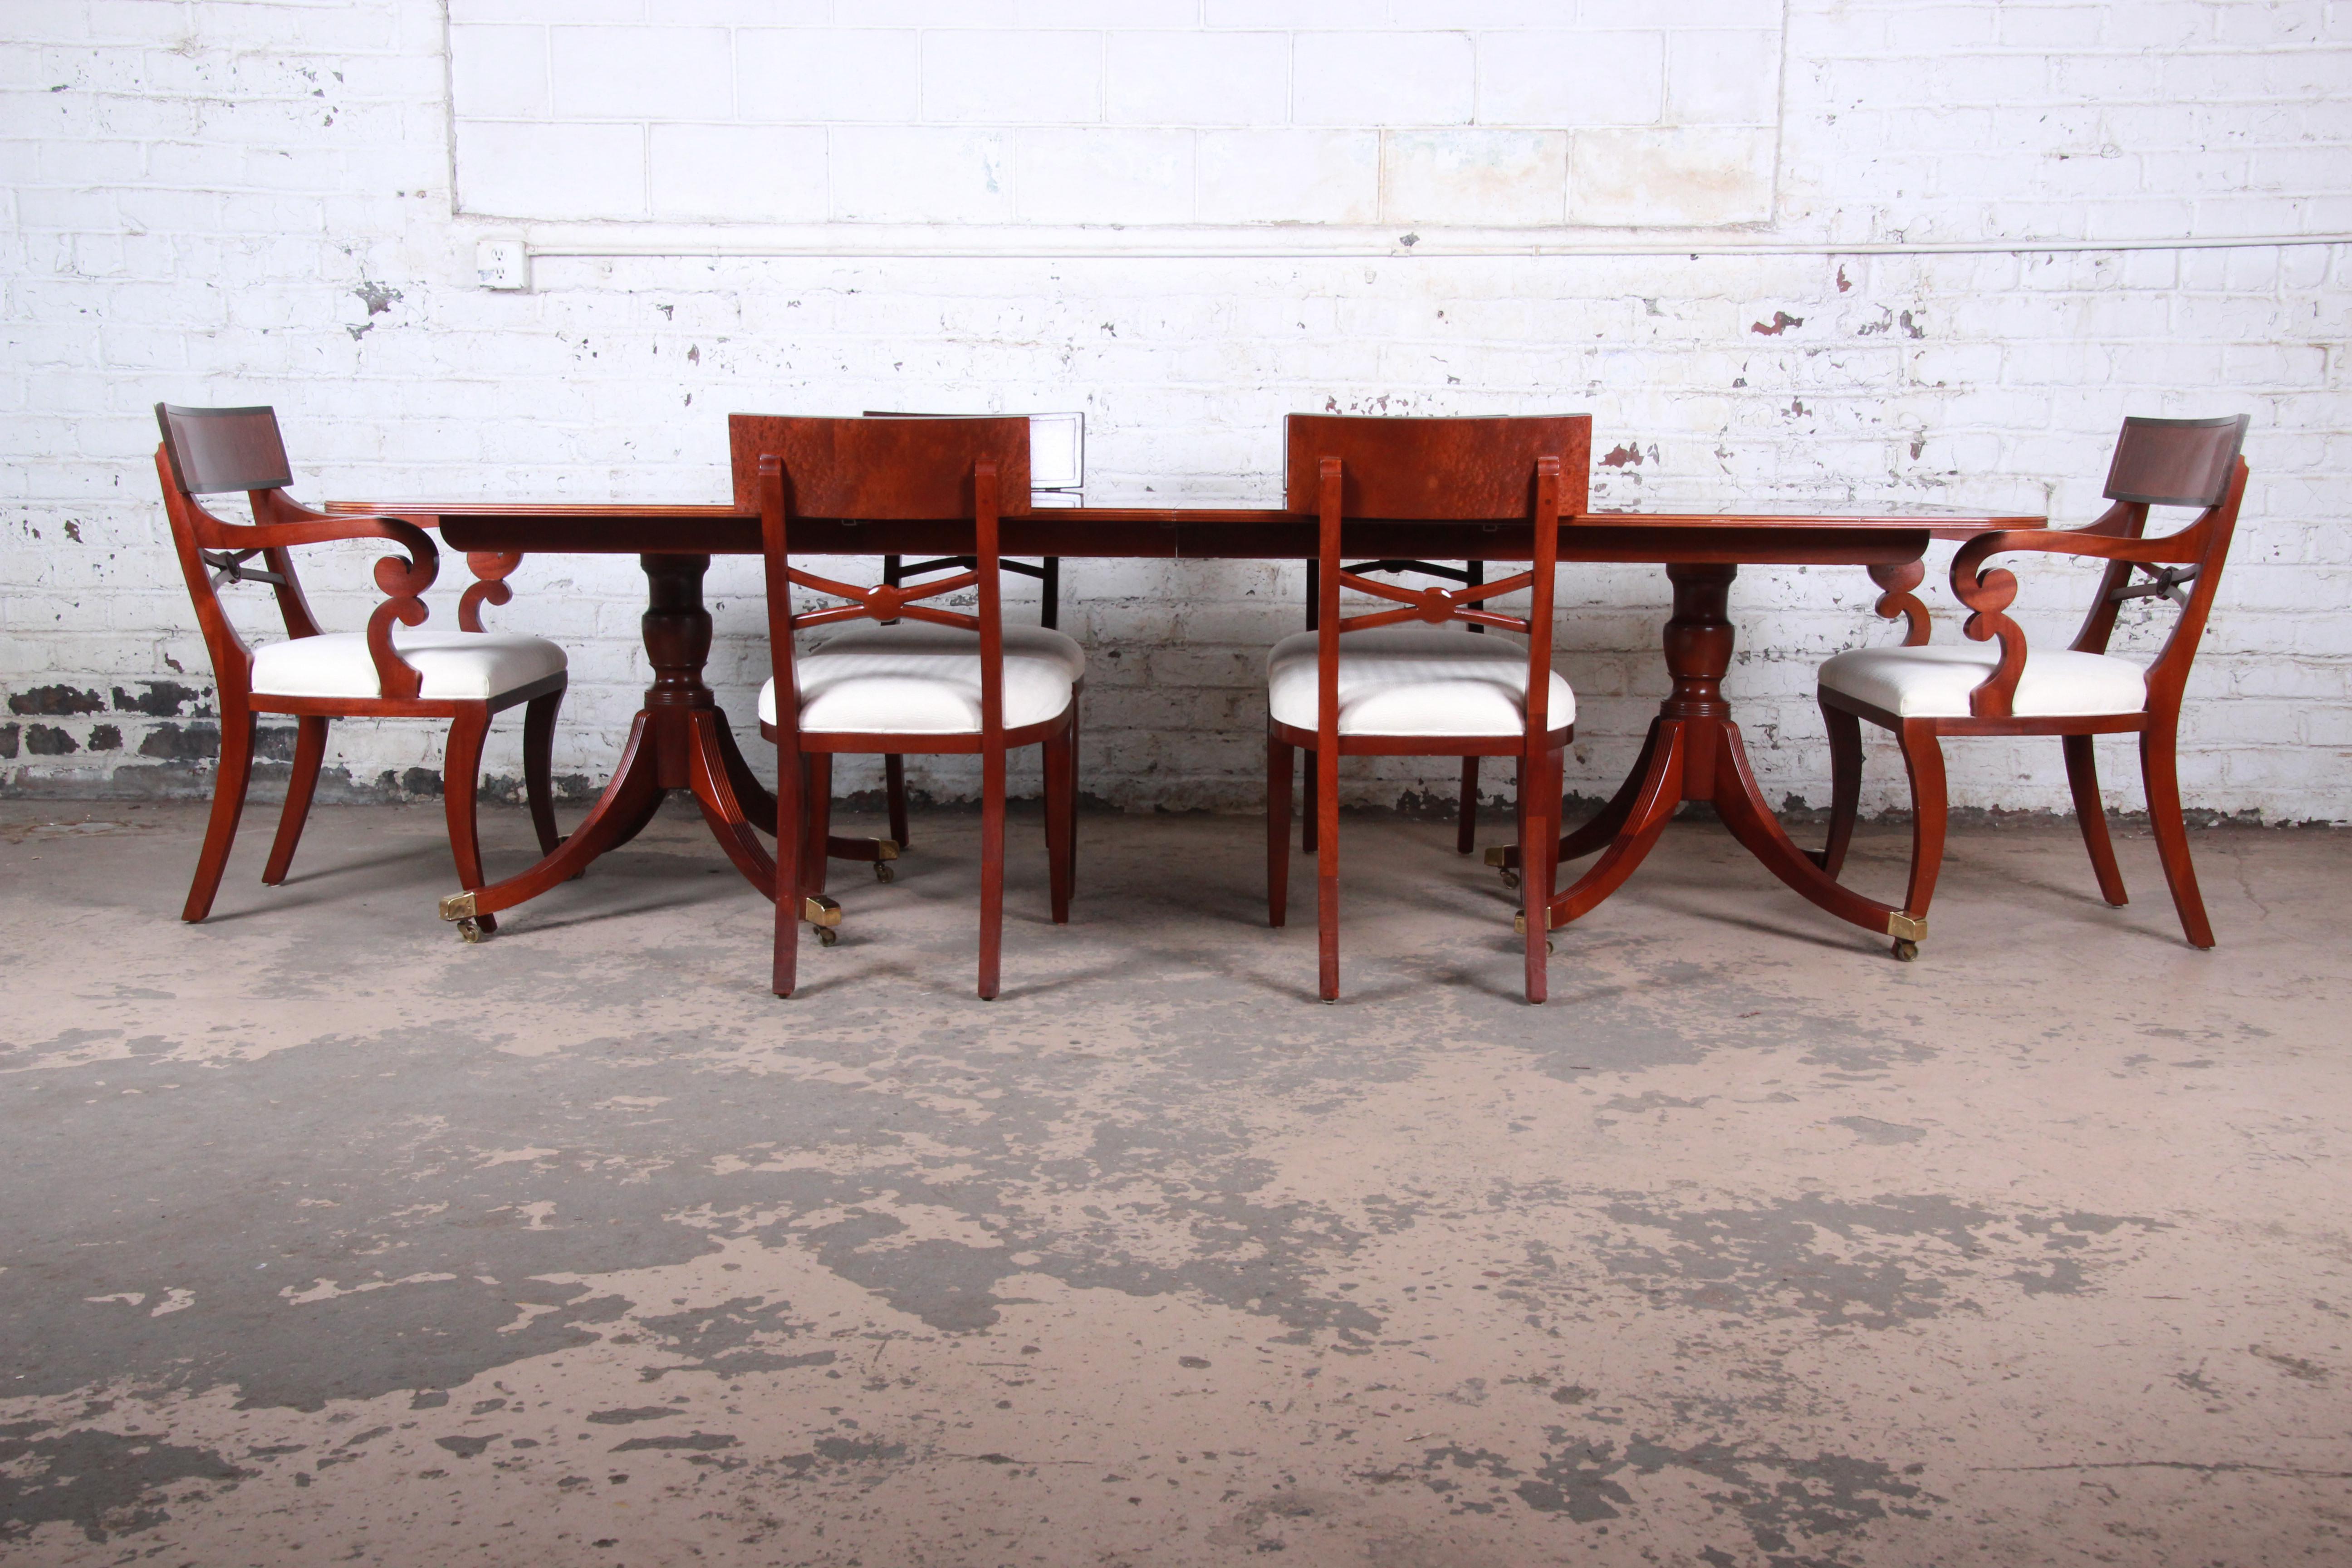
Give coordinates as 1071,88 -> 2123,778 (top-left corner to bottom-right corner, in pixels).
1866,561 -> 1933,646
223,497 -> 442,699
1947,525 -> 2202,718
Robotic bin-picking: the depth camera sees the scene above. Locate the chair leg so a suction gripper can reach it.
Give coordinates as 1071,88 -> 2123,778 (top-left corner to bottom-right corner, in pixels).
884,754 -> 911,850
1044,720 -> 1074,925
1819,700 -> 1864,879
1302,751 -> 1318,853
2140,719 -> 2216,949
2063,733 -> 2129,907
798,755 -> 833,898
1316,742 -> 1340,1002
1266,726 -> 1293,927
1066,700 -> 1081,886
979,745 -> 1006,1000
773,744 -> 803,998
523,688 -> 564,856
182,705 -> 256,922
441,709 -> 493,894
261,715 -> 329,886
1457,755 -> 1480,854
1894,720 -> 1949,925
1523,745 -> 1559,1005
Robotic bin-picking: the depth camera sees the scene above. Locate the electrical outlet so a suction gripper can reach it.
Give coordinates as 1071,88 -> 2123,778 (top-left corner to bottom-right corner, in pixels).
475,238 -> 528,291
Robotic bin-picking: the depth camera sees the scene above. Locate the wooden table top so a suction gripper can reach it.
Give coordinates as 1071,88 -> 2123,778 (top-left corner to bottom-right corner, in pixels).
327,498 -> 2041,568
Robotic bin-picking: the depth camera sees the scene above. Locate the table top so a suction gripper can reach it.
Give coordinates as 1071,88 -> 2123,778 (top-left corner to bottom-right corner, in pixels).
328,498 -> 2042,570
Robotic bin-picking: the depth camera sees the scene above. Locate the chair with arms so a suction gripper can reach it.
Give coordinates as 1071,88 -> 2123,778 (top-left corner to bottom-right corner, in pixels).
1814,414 -> 2250,956
736,415 -> 1084,1000
153,403 -> 568,928
1266,415 -> 1586,1003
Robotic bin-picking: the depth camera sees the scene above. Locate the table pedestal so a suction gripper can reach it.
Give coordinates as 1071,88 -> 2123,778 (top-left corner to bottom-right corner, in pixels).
1500,564 -> 1926,954
436,554 -> 887,939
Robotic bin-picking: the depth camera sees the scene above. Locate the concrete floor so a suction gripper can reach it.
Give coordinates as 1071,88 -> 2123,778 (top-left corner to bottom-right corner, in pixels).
1,797 -> 2347,1567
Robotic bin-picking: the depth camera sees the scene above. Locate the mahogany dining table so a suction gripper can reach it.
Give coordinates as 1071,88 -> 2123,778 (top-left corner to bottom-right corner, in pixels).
326,496 -> 2041,952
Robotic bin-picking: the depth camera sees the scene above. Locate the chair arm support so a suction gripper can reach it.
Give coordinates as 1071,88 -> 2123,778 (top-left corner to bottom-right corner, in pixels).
229,502 -> 441,699
458,551 -> 524,632
1867,561 -> 1932,645
1947,527 -> 2200,717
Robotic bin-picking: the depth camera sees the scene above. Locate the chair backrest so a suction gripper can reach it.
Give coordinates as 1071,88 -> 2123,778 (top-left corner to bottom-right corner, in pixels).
1286,415 -> 1591,519
157,404 -> 295,495
2103,415 -> 2246,509
729,414 -> 1031,519
152,403 -> 323,690
1287,414 -> 1588,752
2074,414 -> 2251,707
732,415 -> 1031,755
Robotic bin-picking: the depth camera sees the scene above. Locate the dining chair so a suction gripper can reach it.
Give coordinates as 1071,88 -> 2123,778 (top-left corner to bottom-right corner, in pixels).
864,411 -> 1076,859
735,415 -> 1084,1000
1814,414 -> 2251,957
1267,415 -> 1586,1003
153,403 -> 568,929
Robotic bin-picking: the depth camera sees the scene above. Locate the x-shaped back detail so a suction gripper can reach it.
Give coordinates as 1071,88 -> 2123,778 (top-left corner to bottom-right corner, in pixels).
784,564 -> 982,634
1334,567 -> 1536,634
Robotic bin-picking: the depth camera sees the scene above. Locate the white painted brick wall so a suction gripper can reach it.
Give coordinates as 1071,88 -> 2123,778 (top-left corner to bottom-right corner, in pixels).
2,0 -> 2349,828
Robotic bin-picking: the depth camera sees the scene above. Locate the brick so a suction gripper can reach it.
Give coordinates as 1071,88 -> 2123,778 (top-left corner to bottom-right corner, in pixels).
1666,30 -> 1781,125
922,30 -> 1102,126
449,24 -> 548,121
1105,30 -> 1287,127
1382,129 -> 1566,227
1567,127 -> 1774,226
828,128 -> 1011,224
735,29 -> 918,125
548,25 -> 732,121
649,124 -> 827,224
1292,32 -> 1475,127
454,120 -> 644,219
1015,129 -> 1192,226
1476,30 -> 1665,128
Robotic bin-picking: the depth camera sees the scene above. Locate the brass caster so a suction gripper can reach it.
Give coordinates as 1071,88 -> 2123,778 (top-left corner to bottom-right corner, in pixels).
818,926 -> 839,947
456,917 -> 486,944
875,862 -> 895,883
1499,869 -> 1521,891
1891,937 -> 1919,962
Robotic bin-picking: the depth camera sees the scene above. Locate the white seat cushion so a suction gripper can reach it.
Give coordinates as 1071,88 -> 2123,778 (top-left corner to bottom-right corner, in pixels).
250,628 -> 567,702
1818,642 -> 2146,719
1266,627 -> 1575,738
758,622 -> 1084,735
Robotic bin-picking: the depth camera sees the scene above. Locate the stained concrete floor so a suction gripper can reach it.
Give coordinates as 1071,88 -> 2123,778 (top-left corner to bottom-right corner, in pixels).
0,796 -> 2347,1567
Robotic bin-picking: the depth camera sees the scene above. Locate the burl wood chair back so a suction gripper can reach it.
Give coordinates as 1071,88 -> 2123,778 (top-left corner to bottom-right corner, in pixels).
1278,414 -> 1588,1002
730,414 -> 1050,999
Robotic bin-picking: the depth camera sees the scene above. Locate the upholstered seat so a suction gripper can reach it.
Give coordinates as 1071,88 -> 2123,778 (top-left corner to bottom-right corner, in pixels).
250,627 -> 568,702
1267,626 -> 1575,737
1818,642 -> 2145,719
758,621 -> 1084,734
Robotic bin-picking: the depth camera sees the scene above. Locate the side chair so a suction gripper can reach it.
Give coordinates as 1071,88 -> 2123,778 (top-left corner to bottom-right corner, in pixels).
1267,414 -> 1588,1003
863,410 -> 1076,860
154,403 -> 568,929
734,415 -> 1085,1000
1815,414 -> 2251,956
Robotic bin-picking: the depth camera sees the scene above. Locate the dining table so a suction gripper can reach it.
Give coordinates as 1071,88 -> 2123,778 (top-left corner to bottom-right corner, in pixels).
325,495 -> 2042,951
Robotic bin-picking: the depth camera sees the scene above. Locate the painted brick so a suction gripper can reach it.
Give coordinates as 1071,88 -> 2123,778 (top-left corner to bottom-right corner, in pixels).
547,26 -> 732,121
1382,129 -> 1567,227
1105,30 -> 1288,127
1475,30 -> 1666,129
456,121 -> 645,219
1292,32 -> 1476,128
1016,129 -> 1194,225
735,30 -> 919,125
649,124 -> 828,224
828,127 -> 1011,224
921,30 -> 1102,126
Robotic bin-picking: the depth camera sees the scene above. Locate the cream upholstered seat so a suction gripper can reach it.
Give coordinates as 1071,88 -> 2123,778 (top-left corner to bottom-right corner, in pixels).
1818,642 -> 2145,719
1267,626 -> 1575,737
758,621 -> 1084,735
250,627 -> 568,702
